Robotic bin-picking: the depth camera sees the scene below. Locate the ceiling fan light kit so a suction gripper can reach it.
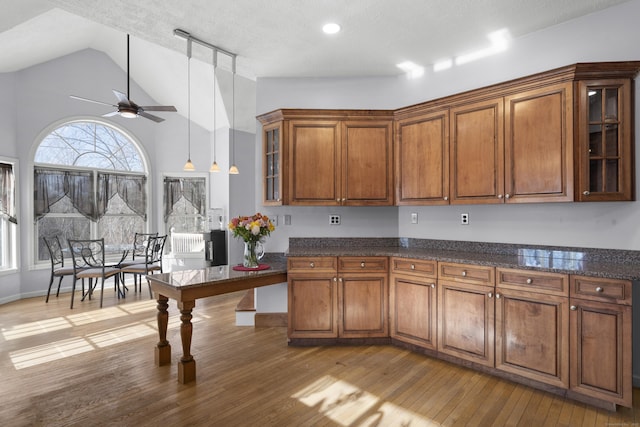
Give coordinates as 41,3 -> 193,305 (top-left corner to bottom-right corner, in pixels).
70,34 -> 177,122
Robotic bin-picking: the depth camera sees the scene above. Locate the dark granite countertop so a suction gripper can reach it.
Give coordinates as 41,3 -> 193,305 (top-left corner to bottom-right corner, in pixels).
285,238 -> 640,281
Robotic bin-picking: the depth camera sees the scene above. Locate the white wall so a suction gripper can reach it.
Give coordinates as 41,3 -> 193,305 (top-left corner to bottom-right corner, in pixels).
255,0 -> 640,252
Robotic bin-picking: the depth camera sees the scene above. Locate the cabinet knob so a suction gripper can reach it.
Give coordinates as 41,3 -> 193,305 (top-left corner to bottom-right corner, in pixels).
333,277 -> 337,282
570,305 -> 577,311
595,286 -> 604,293
497,194 -> 503,199
336,198 -> 340,203
505,194 -> 511,199
526,278 -> 533,284
431,283 -> 435,288
461,270 -> 467,277
410,264 -> 415,270
444,196 -> 449,201
360,262 -> 366,268
341,198 -> 346,202
496,293 -> 501,299
309,262 -> 315,268
339,277 -> 343,282
583,191 -> 590,196
488,292 -> 493,298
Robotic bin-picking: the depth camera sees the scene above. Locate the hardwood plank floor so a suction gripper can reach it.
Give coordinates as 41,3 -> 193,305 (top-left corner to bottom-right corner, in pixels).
0,289 -> 638,426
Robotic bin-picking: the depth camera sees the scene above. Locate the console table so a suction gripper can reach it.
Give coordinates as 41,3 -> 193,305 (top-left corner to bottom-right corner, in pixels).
146,262 -> 287,384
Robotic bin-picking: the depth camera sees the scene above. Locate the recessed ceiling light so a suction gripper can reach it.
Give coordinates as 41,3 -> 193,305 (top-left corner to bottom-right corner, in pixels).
323,23 -> 341,34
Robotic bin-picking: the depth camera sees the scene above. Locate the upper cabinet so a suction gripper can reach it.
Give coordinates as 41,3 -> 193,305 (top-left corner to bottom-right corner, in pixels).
259,62 -> 640,206
258,110 -> 394,206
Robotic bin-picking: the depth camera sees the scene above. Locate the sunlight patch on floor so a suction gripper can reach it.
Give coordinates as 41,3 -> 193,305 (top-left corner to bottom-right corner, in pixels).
2,317 -> 72,340
292,375 -> 435,426
9,337 -> 94,369
87,322 -> 158,347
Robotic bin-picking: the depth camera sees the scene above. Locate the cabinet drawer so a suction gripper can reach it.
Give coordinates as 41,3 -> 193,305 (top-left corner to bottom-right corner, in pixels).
288,256 -> 337,273
338,256 -> 388,272
497,268 -> 568,296
438,262 -> 495,285
391,257 -> 437,278
570,276 -> 632,305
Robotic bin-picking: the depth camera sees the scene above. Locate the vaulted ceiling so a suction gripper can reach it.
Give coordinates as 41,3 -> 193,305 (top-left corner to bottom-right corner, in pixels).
0,0 -> 632,131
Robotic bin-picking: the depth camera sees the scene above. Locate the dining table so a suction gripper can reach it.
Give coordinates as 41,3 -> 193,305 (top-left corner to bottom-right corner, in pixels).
146,260 -> 287,384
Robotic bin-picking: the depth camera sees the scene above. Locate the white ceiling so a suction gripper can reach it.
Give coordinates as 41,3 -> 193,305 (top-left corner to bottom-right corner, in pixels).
0,0 -> 633,130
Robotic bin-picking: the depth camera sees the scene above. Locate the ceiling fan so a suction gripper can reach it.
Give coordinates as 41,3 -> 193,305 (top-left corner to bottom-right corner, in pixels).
70,34 -> 177,123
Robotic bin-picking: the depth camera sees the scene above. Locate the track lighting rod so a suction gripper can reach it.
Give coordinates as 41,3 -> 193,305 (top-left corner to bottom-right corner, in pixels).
173,28 -> 236,64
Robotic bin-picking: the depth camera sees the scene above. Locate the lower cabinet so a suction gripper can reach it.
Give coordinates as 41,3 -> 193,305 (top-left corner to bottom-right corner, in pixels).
287,256 -> 388,340
495,268 -> 570,389
569,276 -> 632,408
389,258 -> 438,350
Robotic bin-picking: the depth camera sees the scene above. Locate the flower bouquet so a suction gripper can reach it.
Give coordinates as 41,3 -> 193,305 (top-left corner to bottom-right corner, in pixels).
228,213 -> 275,268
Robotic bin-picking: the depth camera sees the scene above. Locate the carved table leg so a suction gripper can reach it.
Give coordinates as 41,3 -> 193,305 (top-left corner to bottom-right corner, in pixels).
155,294 -> 171,366
178,300 -> 196,384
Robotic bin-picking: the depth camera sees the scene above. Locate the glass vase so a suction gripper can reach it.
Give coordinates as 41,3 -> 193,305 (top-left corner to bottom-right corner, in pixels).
243,240 -> 264,268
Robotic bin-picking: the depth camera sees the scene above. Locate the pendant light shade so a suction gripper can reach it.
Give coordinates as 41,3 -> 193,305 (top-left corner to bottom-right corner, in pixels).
183,38 -> 194,171
229,57 -> 239,175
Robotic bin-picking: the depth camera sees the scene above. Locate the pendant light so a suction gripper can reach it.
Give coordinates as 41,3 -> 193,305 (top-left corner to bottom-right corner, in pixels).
183,38 -> 195,171
228,56 -> 239,175
209,50 -> 220,172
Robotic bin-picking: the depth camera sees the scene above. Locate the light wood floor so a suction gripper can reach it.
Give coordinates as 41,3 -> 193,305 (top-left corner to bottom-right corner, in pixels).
1,288 -> 639,427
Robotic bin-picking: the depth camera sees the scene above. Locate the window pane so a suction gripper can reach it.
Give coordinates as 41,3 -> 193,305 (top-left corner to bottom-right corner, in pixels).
37,217 -> 91,261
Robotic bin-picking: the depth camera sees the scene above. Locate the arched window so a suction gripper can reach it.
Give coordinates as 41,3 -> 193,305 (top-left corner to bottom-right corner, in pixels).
34,120 -> 149,261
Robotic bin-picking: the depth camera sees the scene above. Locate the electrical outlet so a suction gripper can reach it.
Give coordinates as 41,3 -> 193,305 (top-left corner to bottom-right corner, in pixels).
284,214 -> 291,225
461,213 -> 469,225
329,214 -> 341,225
411,213 -> 418,224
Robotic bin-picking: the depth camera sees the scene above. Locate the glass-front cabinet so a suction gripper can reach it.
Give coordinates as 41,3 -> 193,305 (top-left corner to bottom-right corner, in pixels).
262,121 -> 283,205
576,78 -> 633,201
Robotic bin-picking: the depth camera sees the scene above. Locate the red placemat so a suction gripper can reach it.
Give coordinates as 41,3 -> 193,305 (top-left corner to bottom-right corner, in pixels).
232,264 -> 271,271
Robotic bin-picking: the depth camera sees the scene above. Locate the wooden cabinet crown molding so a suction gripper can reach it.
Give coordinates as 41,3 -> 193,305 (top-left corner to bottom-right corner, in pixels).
258,108 -> 394,124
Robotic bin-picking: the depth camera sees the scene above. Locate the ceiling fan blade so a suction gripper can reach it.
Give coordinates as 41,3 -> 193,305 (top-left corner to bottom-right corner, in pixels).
102,111 -> 120,117
138,111 -> 165,123
70,95 -> 116,107
112,89 -> 131,105
139,105 -> 177,112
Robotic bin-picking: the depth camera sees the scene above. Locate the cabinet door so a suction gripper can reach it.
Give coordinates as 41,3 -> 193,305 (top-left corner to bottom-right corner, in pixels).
339,274 -> 388,338
342,120 -> 394,206
504,82 -> 573,203
390,274 -> 437,350
495,288 -> 569,388
437,280 -> 495,367
450,98 -> 504,204
289,120 -> 341,205
575,79 -> 633,201
570,298 -> 632,408
288,274 -> 338,339
262,121 -> 285,205
395,111 -> 449,205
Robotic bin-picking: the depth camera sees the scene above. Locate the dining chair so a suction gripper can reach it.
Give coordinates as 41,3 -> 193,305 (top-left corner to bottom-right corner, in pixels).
67,238 -> 123,309
120,235 -> 167,298
119,232 -> 158,291
43,236 -> 79,303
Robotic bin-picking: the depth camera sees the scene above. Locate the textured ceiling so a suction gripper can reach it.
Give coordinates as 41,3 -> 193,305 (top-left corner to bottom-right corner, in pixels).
1,0 -> 633,79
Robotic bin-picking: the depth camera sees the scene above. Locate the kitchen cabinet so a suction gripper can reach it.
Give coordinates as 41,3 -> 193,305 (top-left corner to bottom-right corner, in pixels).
495,268 -> 569,389
389,257 -> 438,349
569,275 -> 632,408
575,76 -> 635,201
287,257 -> 338,339
450,82 -> 573,204
287,256 -> 388,340
338,257 -> 389,338
437,262 -> 495,367
257,110 -> 394,206
395,110 -> 450,205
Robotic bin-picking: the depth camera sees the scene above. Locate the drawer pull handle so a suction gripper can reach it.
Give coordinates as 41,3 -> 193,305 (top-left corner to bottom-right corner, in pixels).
309,262 -> 315,268
461,270 -> 467,277
570,305 -> 577,311
526,278 -> 533,284
410,264 -> 415,270
595,286 -> 604,293
360,262 -> 366,268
